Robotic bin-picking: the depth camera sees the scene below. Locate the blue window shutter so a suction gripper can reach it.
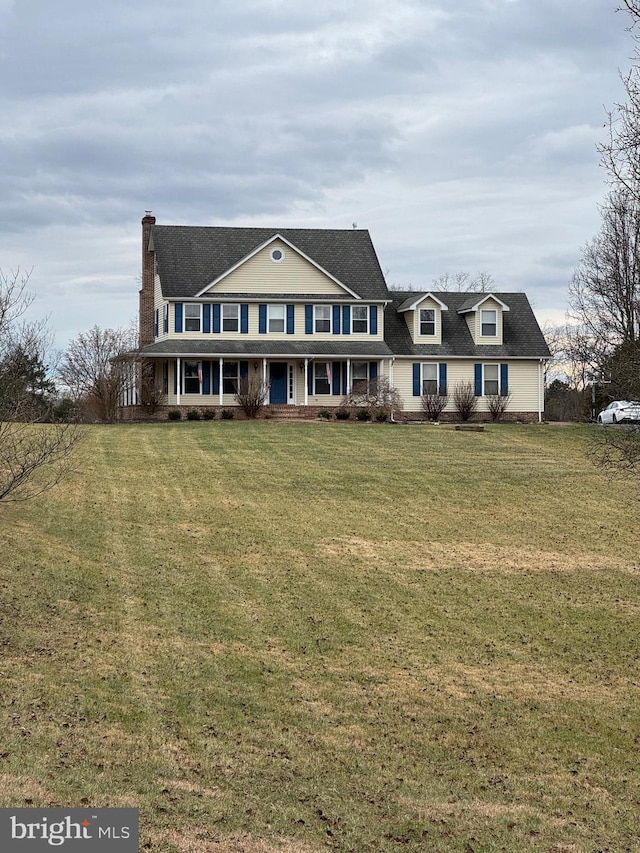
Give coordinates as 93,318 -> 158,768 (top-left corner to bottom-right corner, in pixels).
212,363 -> 220,395
154,309 -> 159,338
259,304 -> 267,334
286,304 -> 295,334
342,305 -> 351,335
412,363 -> 420,396
175,303 -> 183,333
202,361 -> 211,395
369,362 -> 378,380
203,304 -> 211,334
332,362 -> 341,396
305,305 -> 313,334
342,363 -> 348,395
500,363 -> 509,395
212,304 -> 221,334
240,360 -> 249,380
370,305 -> 378,335
332,305 -> 340,335
474,364 -> 483,396
439,363 -> 447,396
307,365 -> 313,395
241,304 -> 249,334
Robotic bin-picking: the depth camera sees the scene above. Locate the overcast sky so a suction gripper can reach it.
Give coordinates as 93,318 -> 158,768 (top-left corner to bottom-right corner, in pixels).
0,0 -> 634,350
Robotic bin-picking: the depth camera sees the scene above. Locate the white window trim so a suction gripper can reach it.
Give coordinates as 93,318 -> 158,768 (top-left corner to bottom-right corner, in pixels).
314,305 -> 332,334
420,362 -> 438,395
419,308 -> 436,337
183,360 -> 202,395
270,247 -> 285,263
222,360 -> 240,394
351,305 -> 369,334
222,303 -> 240,332
313,361 -> 332,395
480,308 -> 498,338
184,303 -> 202,333
482,363 -> 500,396
268,304 -> 286,333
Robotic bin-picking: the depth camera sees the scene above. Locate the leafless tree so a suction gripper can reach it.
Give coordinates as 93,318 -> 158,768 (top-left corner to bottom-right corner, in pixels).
235,375 -> 269,418
486,392 -> 512,422
341,377 -> 403,420
421,391 -> 448,421
0,269 -> 81,503
452,382 -> 477,422
599,2 -> 640,196
432,271 -> 494,292
59,325 -> 138,422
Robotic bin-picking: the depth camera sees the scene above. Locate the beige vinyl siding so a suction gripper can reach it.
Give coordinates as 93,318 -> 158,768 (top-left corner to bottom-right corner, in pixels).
164,302 -> 384,341
469,297 -> 504,345
203,240 -> 348,296
393,359 -> 541,414
408,296 -> 443,345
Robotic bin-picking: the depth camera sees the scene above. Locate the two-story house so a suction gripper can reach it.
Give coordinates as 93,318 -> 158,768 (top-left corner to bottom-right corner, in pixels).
134,214 -> 550,420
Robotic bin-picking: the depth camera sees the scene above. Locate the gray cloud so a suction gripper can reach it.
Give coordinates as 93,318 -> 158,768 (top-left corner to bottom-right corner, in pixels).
0,0 -> 633,346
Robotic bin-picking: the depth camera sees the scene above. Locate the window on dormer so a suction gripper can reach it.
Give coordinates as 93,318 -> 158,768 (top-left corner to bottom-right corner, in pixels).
184,304 -> 201,332
420,308 -> 435,336
481,309 -> 497,337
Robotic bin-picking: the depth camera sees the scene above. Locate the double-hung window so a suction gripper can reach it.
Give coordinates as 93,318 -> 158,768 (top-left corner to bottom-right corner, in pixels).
314,305 -> 331,333
184,304 -> 201,332
222,304 -> 239,332
421,363 -> 438,395
481,309 -> 497,337
352,362 -> 369,386
223,361 -> 239,394
184,361 -> 201,394
420,308 -> 435,336
352,305 -> 368,334
268,305 -> 285,333
483,364 -> 499,396
314,362 -> 331,394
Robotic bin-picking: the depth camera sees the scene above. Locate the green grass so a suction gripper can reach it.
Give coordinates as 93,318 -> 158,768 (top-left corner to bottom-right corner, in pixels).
0,422 -> 638,852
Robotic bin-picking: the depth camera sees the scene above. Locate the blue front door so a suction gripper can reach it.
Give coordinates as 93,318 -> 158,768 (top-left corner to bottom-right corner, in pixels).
269,362 -> 287,404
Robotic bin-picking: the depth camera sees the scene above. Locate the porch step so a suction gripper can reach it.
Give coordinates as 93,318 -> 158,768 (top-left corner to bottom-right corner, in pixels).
264,405 -> 319,421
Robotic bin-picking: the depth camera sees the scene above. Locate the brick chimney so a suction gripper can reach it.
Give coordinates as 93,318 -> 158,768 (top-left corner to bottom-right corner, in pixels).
139,212 -> 156,348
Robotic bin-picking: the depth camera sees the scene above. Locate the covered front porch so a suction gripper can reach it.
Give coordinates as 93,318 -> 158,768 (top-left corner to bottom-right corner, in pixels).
160,355 -> 391,408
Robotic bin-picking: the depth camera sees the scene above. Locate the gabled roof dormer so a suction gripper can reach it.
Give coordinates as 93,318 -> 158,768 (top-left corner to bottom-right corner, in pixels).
397,292 -> 448,345
197,233 -> 360,299
457,293 -> 509,345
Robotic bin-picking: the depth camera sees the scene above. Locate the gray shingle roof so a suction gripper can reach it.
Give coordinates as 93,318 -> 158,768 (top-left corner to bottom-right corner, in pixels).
384,291 -> 550,358
150,226 -> 389,301
140,339 -> 393,358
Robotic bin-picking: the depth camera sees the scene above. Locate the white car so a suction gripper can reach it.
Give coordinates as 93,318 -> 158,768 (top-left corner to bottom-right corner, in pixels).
597,400 -> 640,424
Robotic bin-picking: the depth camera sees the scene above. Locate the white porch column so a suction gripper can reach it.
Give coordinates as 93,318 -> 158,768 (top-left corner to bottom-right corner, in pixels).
176,357 -> 181,406
346,358 -> 351,393
389,357 -> 394,385
538,359 -> 543,423
219,358 -> 224,406
262,358 -> 267,384
304,358 -> 309,406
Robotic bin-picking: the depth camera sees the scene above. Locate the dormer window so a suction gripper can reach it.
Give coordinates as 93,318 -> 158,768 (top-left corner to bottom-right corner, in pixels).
481,309 -> 497,337
420,308 -> 435,336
